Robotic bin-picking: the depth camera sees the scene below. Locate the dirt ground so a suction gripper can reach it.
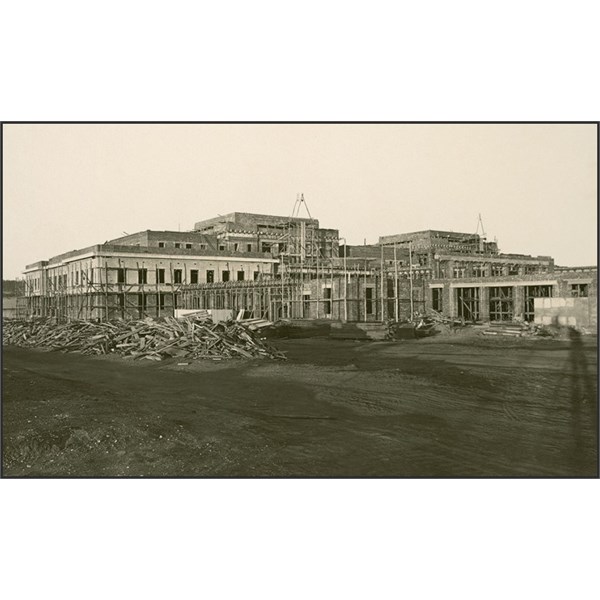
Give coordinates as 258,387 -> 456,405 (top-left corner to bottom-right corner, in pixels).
2,333 -> 597,477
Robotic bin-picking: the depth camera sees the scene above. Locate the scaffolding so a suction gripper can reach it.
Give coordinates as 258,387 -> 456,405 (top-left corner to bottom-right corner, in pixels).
24,260 -> 184,323
21,198 -> 432,324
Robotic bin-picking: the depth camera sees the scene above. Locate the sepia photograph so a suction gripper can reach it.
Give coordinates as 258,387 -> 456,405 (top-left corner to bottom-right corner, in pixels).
1,2 -> 600,598
2,122 -> 597,478
3,2 -> 600,598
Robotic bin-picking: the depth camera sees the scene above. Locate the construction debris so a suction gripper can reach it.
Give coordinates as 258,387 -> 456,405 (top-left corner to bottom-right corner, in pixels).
2,315 -> 286,362
481,322 -> 529,337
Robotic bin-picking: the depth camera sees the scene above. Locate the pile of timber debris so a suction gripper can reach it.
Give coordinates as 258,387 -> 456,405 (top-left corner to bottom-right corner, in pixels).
421,309 -> 470,327
2,315 -> 286,361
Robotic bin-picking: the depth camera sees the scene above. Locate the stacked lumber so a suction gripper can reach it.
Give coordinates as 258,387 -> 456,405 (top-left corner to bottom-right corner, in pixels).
481,322 -> 529,337
236,317 -> 274,331
234,309 -> 274,331
2,316 -> 286,361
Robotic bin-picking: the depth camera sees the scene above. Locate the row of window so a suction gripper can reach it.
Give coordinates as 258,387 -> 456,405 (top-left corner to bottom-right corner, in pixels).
44,269 -> 94,289
43,266 -> 264,288
127,268 -> 262,285
431,283 -> 589,320
452,264 -> 543,278
156,241 -> 302,254
47,272 -> 90,289
158,242 -> 196,250
157,241 -> 258,253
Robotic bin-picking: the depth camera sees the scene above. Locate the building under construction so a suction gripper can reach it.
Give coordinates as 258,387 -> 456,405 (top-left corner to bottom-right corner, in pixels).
21,207 -> 597,330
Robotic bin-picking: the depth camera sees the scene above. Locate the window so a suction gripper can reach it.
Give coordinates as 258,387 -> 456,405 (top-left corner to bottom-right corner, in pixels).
473,266 -> 486,278
508,265 -> 519,276
386,278 -> 396,317
456,287 -> 480,321
159,293 -> 166,310
366,287 -> 374,315
491,265 -> 504,277
253,271 -> 260,281
138,268 -> 147,284
524,285 -> 552,322
237,270 -> 245,281
453,267 -> 466,279
75,271 -> 79,285
247,244 -> 252,252
158,268 -> 165,284
571,283 -> 588,297
303,294 -> 311,317
222,270 -> 230,282
199,244 -> 207,250
489,287 -> 513,321
190,270 -> 198,284
324,287 -> 332,315
206,270 -> 214,283
173,269 -> 182,284
186,243 -> 192,249
175,243 -> 181,249
117,268 -> 125,283
219,245 -> 226,251
158,242 -> 165,248
89,269 -> 94,284
387,279 -> 395,298
261,242 -> 270,253
432,288 -> 442,312
234,243 -> 239,252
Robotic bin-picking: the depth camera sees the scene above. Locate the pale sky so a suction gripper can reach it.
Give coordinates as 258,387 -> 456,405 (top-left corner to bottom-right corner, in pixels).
2,123 -> 597,279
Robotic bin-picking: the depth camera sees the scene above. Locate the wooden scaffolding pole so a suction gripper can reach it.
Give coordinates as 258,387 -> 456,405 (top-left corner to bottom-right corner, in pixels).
380,242 -> 384,321
394,242 -> 399,322
104,261 -> 109,322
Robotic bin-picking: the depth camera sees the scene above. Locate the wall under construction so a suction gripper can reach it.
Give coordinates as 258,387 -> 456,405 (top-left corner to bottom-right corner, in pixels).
19,215 -> 597,329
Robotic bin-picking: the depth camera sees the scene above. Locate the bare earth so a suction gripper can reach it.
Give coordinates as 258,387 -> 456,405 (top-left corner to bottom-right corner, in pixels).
2,334 -> 597,477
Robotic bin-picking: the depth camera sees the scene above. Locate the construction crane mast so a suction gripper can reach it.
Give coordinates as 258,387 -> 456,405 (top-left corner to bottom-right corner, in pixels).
475,213 -> 486,238
475,213 -> 486,252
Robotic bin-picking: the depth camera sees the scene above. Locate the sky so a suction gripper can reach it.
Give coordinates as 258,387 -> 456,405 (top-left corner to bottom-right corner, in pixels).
3,123 -> 597,279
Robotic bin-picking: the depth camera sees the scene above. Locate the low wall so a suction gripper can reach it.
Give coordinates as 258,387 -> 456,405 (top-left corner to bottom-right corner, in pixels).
534,297 -> 592,328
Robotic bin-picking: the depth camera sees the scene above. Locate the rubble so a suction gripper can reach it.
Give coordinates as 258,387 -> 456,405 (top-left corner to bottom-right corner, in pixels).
2,315 -> 286,362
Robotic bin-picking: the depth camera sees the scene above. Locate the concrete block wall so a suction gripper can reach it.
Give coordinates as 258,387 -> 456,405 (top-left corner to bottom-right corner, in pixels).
554,270 -> 597,329
534,297 -> 592,328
